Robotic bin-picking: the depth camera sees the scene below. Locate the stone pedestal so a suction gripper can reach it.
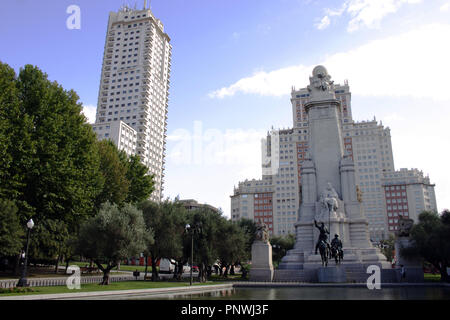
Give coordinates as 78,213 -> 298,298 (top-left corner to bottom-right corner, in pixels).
395,237 -> 424,283
250,241 -> 274,281
317,266 -> 347,283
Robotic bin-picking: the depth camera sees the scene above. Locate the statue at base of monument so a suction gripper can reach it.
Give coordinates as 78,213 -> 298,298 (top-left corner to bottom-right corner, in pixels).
318,182 -> 339,220
314,219 -> 330,255
330,234 -> 344,264
255,220 -> 269,243
396,216 -> 414,237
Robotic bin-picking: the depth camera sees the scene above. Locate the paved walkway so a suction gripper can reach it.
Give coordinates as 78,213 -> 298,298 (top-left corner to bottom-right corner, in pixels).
0,283 -> 234,300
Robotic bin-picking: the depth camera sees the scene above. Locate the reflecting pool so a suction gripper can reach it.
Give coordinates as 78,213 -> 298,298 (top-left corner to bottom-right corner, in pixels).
147,286 -> 450,300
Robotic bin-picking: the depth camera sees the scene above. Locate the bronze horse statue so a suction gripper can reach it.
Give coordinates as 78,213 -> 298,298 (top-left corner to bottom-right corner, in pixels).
318,240 -> 330,267
330,244 -> 343,264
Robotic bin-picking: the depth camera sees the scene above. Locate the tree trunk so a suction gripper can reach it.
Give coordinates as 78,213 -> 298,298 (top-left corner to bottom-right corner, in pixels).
230,265 -> 235,275
198,263 -> 207,282
200,263 -> 207,282
101,269 -> 111,285
174,260 -> 183,280
54,254 -> 60,274
65,257 -> 70,274
440,266 -> 449,283
241,264 -> 248,279
94,260 -> 115,285
144,255 -> 148,280
151,257 -> 158,281
224,265 -> 229,278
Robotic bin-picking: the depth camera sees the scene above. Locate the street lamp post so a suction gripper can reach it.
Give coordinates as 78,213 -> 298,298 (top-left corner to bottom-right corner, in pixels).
17,219 -> 34,287
185,222 -> 201,286
185,224 -> 194,286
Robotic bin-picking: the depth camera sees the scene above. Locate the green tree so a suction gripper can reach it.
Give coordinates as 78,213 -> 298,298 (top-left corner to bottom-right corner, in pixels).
77,202 -> 152,284
184,208 -> 224,282
0,199 -> 24,257
0,62 -> 35,209
0,63 -> 103,264
95,140 -> 129,209
401,210 -> 450,282
236,218 -> 258,279
139,200 -> 186,281
216,219 -> 247,277
270,234 -> 295,267
237,218 -> 257,257
123,154 -> 155,204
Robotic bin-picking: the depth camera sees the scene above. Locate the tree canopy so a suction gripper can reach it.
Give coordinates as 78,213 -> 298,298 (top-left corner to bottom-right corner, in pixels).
0,199 -> 24,257
401,210 -> 450,282
0,62 -> 156,267
0,62 -> 102,265
270,234 -> 295,267
139,199 -> 186,280
77,201 -> 152,284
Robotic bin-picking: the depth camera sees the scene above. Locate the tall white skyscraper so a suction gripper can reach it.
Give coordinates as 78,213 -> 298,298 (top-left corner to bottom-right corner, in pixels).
92,4 -> 172,202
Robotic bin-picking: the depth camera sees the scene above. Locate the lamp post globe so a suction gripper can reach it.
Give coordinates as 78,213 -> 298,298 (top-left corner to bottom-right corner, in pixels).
27,219 -> 34,230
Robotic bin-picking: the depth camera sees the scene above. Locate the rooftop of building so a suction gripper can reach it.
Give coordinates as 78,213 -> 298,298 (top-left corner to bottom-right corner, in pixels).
178,199 -> 220,214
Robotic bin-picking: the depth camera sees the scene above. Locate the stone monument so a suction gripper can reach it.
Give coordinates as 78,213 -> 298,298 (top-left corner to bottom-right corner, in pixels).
250,220 -> 274,281
394,216 -> 424,282
276,66 -> 391,283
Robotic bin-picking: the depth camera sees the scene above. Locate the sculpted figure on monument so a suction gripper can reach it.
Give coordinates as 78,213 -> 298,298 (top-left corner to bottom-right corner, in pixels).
356,185 -> 363,203
255,220 -> 269,243
330,234 -> 344,264
307,65 -> 335,93
314,219 -> 330,254
396,216 -> 414,237
319,182 -> 339,218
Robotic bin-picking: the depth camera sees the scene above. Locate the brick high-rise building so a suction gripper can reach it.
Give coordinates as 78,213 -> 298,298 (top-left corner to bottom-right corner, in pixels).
92,3 -> 172,202
382,168 -> 437,233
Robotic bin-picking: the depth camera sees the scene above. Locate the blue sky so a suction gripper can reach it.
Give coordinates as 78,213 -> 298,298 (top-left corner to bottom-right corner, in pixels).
1,0 -> 449,216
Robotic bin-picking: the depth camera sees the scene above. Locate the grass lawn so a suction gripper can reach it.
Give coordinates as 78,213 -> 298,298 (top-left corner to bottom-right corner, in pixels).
424,273 -> 441,282
0,280 -> 223,297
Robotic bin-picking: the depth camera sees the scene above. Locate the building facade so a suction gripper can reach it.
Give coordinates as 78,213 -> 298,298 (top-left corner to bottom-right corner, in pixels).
92,3 -> 171,202
231,178 -> 275,235
231,68 -> 436,241
344,119 -> 395,241
382,168 -> 437,232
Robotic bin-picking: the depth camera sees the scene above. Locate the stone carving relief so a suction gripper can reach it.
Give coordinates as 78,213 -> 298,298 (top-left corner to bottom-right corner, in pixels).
317,182 -> 339,221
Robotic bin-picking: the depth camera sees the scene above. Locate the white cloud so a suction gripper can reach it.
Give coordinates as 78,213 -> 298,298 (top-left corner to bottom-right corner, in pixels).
317,0 -> 422,33
315,15 -> 331,30
440,2 -> 450,12
209,23 -> 450,102
81,104 -> 96,124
